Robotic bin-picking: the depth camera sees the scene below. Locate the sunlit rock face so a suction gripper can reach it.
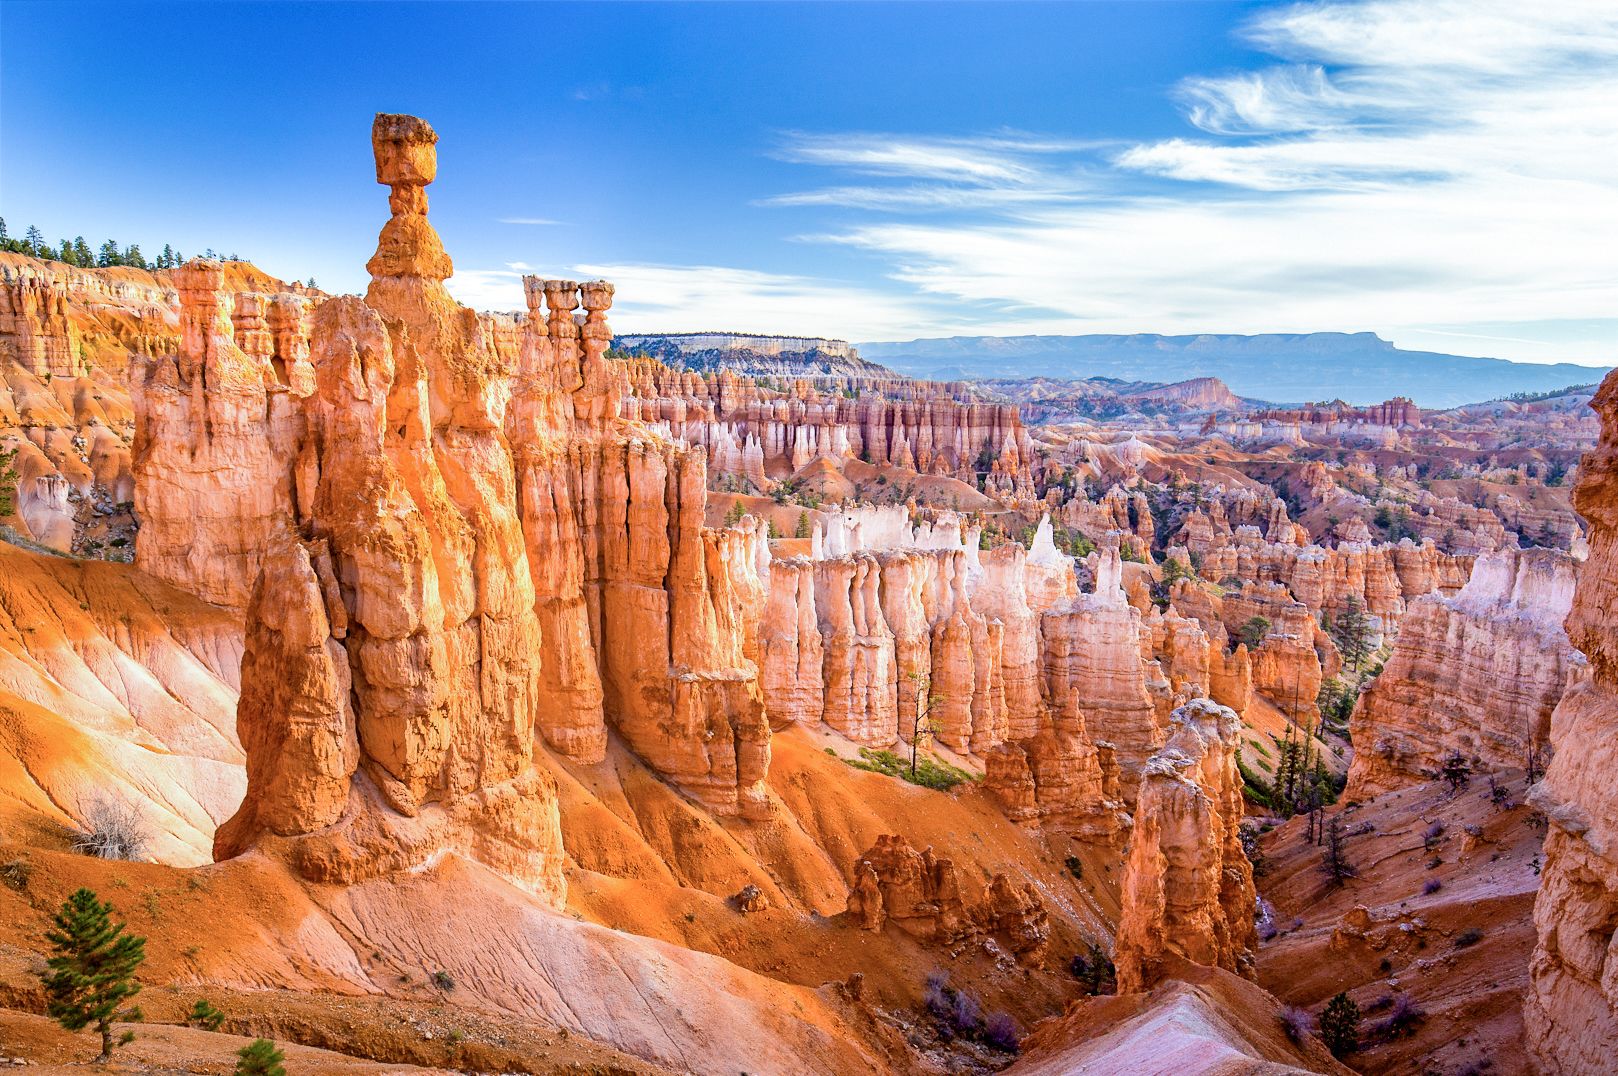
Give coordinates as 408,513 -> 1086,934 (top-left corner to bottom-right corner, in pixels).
1114,698 -> 1257,995
1526,369 -> 1618,1074
132,260 -> 305,608
204,114 -> 780,900
1347,547 -> 1581,797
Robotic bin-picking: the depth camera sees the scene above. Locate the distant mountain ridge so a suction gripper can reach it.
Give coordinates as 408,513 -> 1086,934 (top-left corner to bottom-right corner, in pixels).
858,331 -> 1612,409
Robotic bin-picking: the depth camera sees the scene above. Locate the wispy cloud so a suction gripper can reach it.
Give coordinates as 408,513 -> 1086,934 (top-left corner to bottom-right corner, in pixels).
762,0 -> 1618,363
763,131 -> 1109,212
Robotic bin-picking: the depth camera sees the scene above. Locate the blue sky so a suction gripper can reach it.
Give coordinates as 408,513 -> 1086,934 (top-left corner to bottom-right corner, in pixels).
3,0 -> 1614,364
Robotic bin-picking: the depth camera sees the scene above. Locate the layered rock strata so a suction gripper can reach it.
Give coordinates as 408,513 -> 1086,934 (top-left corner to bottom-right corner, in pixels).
131,261 -> 304,607
1348,547 -> 1581,796
207,115 -> 778,900
618,360 -> 1038,492
1114,698 -> 1257,993
845,834 -> 1050,963
1525,368 -> 1618,1072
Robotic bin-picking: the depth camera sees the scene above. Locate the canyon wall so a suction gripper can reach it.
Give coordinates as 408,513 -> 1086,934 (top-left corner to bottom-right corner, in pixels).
1347,547 -> 1580,796
618,360 -> 1037,493
1,252 -> 307,555
1526,368 -> 1618,1072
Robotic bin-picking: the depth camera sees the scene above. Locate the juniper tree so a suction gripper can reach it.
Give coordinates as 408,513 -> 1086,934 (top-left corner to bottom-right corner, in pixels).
41,887 -> 146,1062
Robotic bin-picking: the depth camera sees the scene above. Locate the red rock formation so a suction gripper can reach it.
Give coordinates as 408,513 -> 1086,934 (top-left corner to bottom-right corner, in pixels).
1347,547 -> 1580,796
210,115 -> 776,893
131,260 -> 303,608
0,262 -> 74,377
1525,368 -> 1618,1072
845,833 -> 1050,963
617,359 -> 1038,491
1114,698 -> 1257,993
1041,549 -> 1163,795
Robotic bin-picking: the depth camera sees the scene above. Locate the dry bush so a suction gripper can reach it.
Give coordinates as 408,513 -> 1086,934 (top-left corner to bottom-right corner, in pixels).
71,793 -> 149,862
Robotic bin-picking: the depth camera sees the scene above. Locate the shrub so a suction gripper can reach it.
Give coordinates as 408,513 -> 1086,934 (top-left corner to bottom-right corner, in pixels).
1069,941 -> 1116,995
187,998 -> 224,1031
842,748 -> 974,791
983,1011 -> 1020,1053
431,969 -> 455,991
1424,821 -> 1445,848
1455,928 -> 1484,949
71,794 -> 149,862
1320,992 -> 1361,1057
1,857 -> 31,890
41,888 -> 146,1062
951,989 -> 982,1035
1423,878 -> 1443,895
923,971 -> 951,1019
1280,1005 -> 1314,1043
1370,993 -> 1425,1040
1064,855 -> 1083,880
1440,750 -> 1472,792
235,1038 -> 286,1076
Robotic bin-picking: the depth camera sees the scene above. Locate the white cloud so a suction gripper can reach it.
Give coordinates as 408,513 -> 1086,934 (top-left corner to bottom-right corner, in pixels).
765,0 -> 1618,364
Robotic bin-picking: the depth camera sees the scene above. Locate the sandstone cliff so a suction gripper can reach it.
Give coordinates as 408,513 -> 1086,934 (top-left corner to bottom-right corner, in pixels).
1526,367 -> 1618,1072
1348,547 -> 1580,796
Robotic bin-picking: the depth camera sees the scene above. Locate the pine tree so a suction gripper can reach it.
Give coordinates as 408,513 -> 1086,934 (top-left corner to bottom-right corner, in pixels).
794,510 -> 811,539
1236,615 -> 1270,650
59,239 -> 75,265
123,244 -> 147,270
160,244 -> 176,269
0,217 -> 8,243
73,237 -> 94,266
1330,597 -> 1373,672
1321,816 -> 1356,887
24,225 -> 46,256
235,1038 -> 286,1076
1439,750 -> 1472,792
40,888 -> 146,1062
1319,991 -> 1360,1057
186,998 -> 225,1031
722,500 -> 747,527
97,240 -> 121,268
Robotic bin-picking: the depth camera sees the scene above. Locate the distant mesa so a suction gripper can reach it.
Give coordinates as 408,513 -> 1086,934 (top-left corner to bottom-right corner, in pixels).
859,331 -> 1614,410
